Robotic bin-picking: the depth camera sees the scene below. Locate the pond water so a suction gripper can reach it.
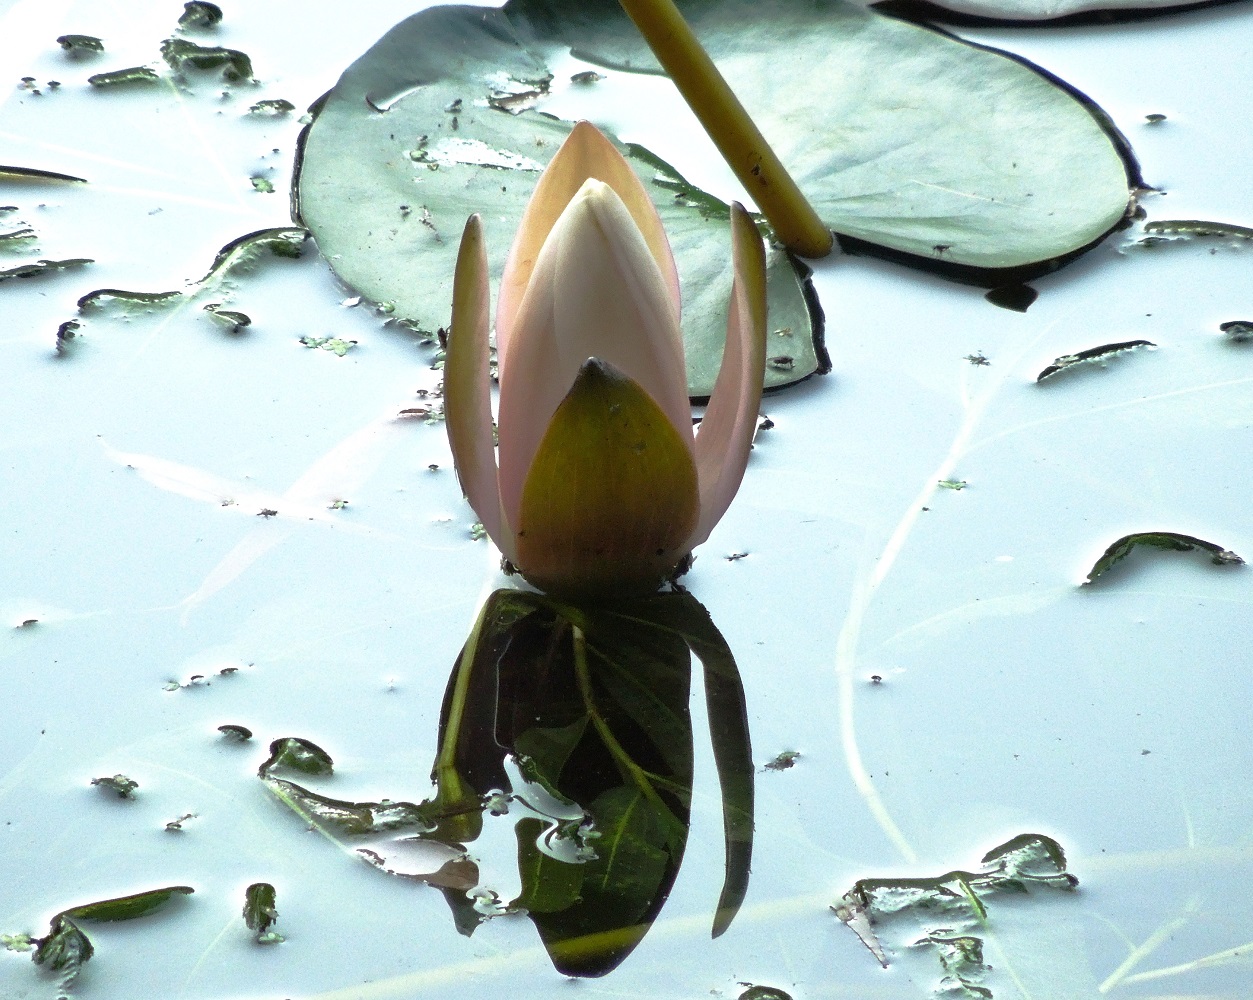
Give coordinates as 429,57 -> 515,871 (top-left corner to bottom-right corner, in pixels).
2,1 -> 1251,998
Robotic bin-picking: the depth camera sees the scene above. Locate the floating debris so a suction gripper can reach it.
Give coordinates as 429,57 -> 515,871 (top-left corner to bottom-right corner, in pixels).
88,66 -> 160,87
570,70 -> 604,84
1144,113 -> 1167,124
1085,532 -> 1243,584
56,34 -> 104,55
764,751 -> 800,771
218,724 -> 253,741
77,287 -> 181,309
164,813 -> 196,832
250,175 -> 275,193
1036,339 -> 1154,382
91,774 -> 138,798
964,352 -> 990,366
0,257 -> 93,281
299,335 -> 356,356
937,478 -> 967,491
249,98 -> 294,115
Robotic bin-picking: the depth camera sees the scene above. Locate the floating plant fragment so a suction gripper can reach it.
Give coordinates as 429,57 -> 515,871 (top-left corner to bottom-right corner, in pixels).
179,2 -> 224,29
834,833 -> 1077,990
1035,339 -> 1154,382
764,750 -> 800,771
160,38 -> 253,81
77,287 -> 181,310
242,883 -> 280,939
88,66 -> 160,87
299,335 -> 357,355
91,773 -> 138,798
0,258 -> 92,282
0,165 -> 87,183
0,226 -> 38,246
250,175 -> 275,193
56,34 -> 104,54
1134,218 -> 1253,247
218,723 -> 253,741
196,226 -> 307,283
1220,320 -> 1253,343
1084,532 -> 1244,584
15,886 -> 194,993
203,303 -> 251,331
249,98 -> 295,115
258,736 -> 334,777
263,776 -> 435,836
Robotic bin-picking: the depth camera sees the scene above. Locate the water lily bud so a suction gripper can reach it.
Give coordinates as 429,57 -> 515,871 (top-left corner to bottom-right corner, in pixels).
445,121 -> 766,598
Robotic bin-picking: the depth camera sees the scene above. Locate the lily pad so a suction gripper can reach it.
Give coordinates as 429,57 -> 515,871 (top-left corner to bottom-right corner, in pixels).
873,0 -> 1248,26
299,1 -> 1136,393
295,4 -> 825,398
510,0 -> 1136,274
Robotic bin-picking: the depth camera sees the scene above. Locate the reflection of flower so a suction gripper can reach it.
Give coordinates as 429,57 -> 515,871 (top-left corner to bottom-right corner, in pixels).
445,122 -> 767,597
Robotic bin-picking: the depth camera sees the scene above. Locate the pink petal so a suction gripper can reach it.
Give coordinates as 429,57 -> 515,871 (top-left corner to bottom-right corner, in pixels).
443,215 -> 513,560
495,121 -> 680,371
689,203 -> 768,548
497,180 -> 693,531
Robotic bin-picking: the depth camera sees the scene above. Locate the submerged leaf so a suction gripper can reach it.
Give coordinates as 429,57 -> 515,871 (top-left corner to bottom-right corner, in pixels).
1036,339 -> 1154,382
1085,532 -> 1244,584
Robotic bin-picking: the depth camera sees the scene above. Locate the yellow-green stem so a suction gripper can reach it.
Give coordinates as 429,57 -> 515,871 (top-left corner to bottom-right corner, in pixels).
617,0 -> 833,259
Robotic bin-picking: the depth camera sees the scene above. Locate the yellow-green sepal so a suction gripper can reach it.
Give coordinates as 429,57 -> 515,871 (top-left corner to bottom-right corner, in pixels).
515,359 -> 699,599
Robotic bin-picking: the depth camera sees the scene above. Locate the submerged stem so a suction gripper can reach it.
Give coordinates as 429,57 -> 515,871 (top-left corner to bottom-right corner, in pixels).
616,0 -> 832,259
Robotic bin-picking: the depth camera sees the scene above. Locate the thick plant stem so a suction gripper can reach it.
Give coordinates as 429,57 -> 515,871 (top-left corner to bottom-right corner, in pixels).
616,0 -> 832,259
